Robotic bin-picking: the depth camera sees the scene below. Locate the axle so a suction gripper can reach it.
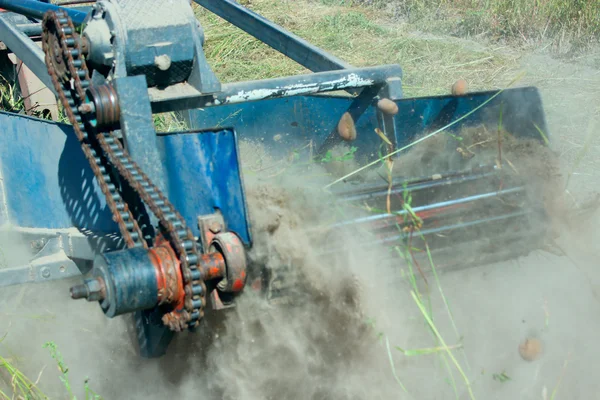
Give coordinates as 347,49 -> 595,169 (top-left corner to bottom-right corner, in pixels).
70,232 -> 247,330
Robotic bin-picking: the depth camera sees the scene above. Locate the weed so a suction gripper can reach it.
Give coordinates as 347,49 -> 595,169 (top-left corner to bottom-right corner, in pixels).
153,112 -> 188,133
492,371 -> 511,383
43,342 -> 102,400
0,75 -> 25,114
320,146 -> 358,163
411,290 -> 475,400
0,333 -> 47,400
43,342 -> 74,398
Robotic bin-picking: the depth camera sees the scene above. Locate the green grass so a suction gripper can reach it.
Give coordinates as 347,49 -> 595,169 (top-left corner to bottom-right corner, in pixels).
349,0 -> 600,51
195,0 -> 519,97
1,337 -> 102,400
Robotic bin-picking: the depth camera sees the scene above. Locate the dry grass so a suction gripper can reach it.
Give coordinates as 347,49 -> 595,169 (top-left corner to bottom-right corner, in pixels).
351,0 -> 600,52
194,0 -> 521,97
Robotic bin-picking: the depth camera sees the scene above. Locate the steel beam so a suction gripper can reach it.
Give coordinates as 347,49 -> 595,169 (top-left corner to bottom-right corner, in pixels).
0,13 -> 55,93
0,256 -> 81,287
195,0 -> 352,73
0,0 -> 88,26
149,64 -> 403,113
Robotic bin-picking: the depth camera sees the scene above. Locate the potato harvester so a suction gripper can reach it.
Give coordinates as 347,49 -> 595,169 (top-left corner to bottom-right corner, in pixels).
0,0 -> 550,357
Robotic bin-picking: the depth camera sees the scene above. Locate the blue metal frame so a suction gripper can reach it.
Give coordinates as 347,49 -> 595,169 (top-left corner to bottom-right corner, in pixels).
149,64 -> 402,113
0,0 -> 88,26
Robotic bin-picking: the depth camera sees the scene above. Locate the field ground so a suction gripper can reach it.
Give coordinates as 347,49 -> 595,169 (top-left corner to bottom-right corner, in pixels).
1,0 -> 600,399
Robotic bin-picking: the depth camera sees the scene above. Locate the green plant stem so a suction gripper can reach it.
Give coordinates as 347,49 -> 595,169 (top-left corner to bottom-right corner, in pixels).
384,336 -> 410,394
411,290 -> 476,400
425,243 -> 471,372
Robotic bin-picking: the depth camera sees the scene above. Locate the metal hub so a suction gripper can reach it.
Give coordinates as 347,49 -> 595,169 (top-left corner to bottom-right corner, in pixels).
69,233 -> 247,331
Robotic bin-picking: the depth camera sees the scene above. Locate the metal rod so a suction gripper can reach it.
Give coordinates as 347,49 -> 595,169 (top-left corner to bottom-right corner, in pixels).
378,228 -> 547,274
336,166 -> 497,202
319,209 -> 533,257
214,65 -> 402,105
378,209 -> 530,244
16,23 -> 41,36
0,13 -> 55,93
58,0 -> 96,5
195,0 -> 352,73
0,0 -> 88,26
332,186 -> 525,228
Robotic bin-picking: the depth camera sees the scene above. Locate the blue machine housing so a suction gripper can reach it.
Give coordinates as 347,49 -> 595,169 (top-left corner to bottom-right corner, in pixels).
0,86 -> 547,241
185,87 -> 547,165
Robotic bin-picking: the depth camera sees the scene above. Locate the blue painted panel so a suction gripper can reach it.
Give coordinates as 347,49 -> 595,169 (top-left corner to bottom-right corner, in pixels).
0,113 -> 251,246
394,87 -> 548,148
0,112 -> 118,232
185,86 -> 548,163
159,128 -> 251,245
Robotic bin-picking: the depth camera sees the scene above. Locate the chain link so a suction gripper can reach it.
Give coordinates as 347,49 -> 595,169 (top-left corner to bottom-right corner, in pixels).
42,10 -> 206,330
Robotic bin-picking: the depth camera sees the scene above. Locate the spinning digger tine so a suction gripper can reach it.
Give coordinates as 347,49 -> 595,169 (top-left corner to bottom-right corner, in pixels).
315,159 -> 550,271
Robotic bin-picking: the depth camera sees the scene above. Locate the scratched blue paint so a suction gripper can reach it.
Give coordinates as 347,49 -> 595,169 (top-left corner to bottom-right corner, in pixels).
185,86 -> 548,163
158,128 -> 252,246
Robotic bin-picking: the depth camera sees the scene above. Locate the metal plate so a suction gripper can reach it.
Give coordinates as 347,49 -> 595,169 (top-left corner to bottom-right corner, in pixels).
184,86 -> 549,164
0,112 -> 251,246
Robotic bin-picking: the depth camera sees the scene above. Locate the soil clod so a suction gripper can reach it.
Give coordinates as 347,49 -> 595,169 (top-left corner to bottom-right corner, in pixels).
519,338 -> 543,361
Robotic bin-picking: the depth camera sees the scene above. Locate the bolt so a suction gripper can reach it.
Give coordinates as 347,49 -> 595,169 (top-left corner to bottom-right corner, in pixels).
31,238 -> 46,251
209,221 -> 222,234
78,103 -> 94,114
70,283 -> 88,299
70,277 -> 105,302
41,267 -> 51,279
154,55 -> 172,71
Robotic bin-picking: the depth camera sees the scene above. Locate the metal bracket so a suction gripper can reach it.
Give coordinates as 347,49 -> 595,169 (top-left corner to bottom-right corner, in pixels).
0,236 -> 82,287
197,211 -> 225,251
197,211 -> 236,311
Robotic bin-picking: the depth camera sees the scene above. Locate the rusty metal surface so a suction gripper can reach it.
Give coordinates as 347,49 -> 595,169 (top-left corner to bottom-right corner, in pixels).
210,232 -> 247,294
198,252 -> 225,281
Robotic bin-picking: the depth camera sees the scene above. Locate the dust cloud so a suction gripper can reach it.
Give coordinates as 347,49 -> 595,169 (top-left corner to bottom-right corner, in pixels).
2,50 -> 600,400
201,144 -> 410,400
